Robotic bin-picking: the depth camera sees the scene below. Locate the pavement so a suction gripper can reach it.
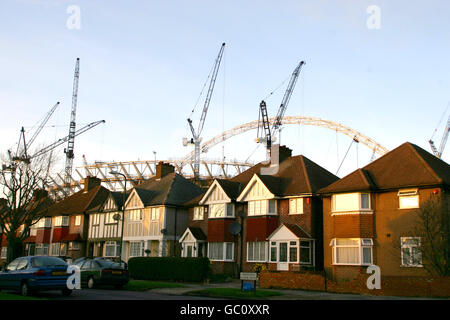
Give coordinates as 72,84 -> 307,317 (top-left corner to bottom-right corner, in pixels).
148,279 -> 442,300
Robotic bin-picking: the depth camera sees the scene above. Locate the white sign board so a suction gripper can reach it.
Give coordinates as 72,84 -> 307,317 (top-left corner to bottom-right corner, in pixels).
240,272 -> 258,281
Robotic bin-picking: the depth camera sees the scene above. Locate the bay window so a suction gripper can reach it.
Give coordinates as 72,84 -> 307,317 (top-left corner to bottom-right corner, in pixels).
330,238 -> 373,265
247,242 -> 267,262
35,244 -> 49,255
248,200 -> 276,216
208,242 -> 234,261
209,203 -> 234,218
105,241 -> 120,257
129,209 -> 143,221
129,241 -> 144,257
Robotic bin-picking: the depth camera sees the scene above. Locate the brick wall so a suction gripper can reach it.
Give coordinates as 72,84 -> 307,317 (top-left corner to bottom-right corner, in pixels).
259,270 -> 450,297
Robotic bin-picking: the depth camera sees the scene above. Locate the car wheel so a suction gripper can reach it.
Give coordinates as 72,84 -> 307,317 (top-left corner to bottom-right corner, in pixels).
87,277 -> 95,289
20,282 -> 30,297
62,288 -> 72,296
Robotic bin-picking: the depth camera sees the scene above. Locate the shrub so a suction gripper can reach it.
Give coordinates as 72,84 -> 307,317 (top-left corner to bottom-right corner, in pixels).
128,257 -> 210,282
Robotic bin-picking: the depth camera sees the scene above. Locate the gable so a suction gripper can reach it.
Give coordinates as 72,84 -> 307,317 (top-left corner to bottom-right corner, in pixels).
102,194 -> 119,212
268,225 -> 298,241
237,175 -> 275,202
179,229 -> 195,243
124,189 -> 144,209
199,180 -> 231,205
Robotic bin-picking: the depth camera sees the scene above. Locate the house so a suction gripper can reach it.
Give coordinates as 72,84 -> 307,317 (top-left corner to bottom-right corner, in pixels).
319,142 -> 450,282
87,191 -> 128,259
25,177 -> 109,260
120,162 -> 204,261
180,145 -> 339,276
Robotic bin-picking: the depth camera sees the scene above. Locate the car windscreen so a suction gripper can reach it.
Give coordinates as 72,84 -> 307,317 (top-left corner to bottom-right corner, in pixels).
31,256 -> 67,268
95,259 -> 121,268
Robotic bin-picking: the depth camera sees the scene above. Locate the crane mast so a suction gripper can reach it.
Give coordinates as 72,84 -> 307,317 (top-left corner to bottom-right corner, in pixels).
186,43 -> 225,178
64,58 -> 80,188
429,114 -> 450,158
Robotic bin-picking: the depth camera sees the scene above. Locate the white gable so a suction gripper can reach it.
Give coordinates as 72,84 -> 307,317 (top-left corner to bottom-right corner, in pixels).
124,189 -> 144,209
237,174 -> 274,202
179,228 -> 195,243
199,180 -> 231,205
103,194 -> 119,212
268,225 -> 298,241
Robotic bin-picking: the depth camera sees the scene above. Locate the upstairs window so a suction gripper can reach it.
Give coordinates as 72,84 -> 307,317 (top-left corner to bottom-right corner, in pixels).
36,218 -> 51,228
209,203 -> 234,218
74,215 -> 82,226
151,207 -> 160,221
129,209 -> 143,221
398,189 -> 419,209
332,193 -> 371,212
193,207 -> 204,220
401,237 -> 422,267
92,214 -> 100,226
105,213 -> 117,224
248,200 -> 276,216
55,216 -> 69,227
289,198 -> 304,214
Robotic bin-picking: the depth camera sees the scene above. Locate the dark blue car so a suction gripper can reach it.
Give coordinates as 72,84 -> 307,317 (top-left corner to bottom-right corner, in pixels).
0,256 -> 72,296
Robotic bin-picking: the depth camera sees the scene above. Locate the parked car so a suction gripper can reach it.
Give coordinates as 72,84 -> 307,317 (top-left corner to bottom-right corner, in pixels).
74,258 -> 129,289
0,256 -> 72,296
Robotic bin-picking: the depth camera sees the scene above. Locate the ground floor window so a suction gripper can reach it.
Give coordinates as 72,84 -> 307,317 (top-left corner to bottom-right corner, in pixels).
104,241 -> 120,257
299,241 -> 313,264
68,242 -> 80,251
401,237 -> 422,267
330,238 -> 373,265
35,244 -> 49,256
269,240 -> 314,265
129,241 -> 144,257
1,247 -> 7,259
247,242 -> 268,262
208,242 -> 234,261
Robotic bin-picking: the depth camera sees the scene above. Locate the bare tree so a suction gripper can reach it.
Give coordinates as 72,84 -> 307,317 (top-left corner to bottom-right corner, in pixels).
413,194 -> 449,277
0,151 -> 57,263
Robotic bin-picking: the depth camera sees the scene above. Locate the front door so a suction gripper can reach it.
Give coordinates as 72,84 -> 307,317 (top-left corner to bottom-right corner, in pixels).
186,245 -> 193,257
277,242 -> 289,271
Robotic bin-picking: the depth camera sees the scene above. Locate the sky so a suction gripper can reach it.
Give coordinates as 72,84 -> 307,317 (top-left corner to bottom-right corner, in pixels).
1,0 -> 449,181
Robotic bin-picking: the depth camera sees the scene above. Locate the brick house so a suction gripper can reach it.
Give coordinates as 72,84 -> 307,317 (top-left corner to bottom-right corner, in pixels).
180,145 -> 339,276
25,177 -> 109,260
319,142 -> 450,282
121,162 -> 204,261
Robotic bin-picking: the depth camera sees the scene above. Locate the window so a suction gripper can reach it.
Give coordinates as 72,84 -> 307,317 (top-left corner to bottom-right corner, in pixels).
151,207 -> 160,221
330,238 -> 373,265
247,242 -> 267,262
209,203 -> 234,218
60,243 -> 67,256
332,193 -> 371,212
398,189 -> 419,209
51,243 -> 61,256
248,200 -> 276,216
289,241 -> 298,262
75,215 -> 81,226
69,242 -> 80,251
55,216 -> 69,227
129,241 -> 144,257
35,244 -> 49,255
129,209 -> 143,221
289,198 -> 304,214
193,207 -> 204,220
105,212 -> 116,224
208,242 -> 234,261
105,241 -> 119,257
1,247 -> 7,259
270,242 -> 277,262
300,241 -> 312,264
36,217 -> 51,228
401,237 -> 422,267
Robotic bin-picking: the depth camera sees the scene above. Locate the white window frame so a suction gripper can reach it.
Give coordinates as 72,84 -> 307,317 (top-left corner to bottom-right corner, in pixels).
289,198 -> 304,215
150,207 -> 160,221
208,242 -> 234,261
248,200 -> 277,216
400,237 -> 422,267
332,193 -> 372,213
36,217 -> 51,228
51,243 -> 61,256
129,209 -> 143,222
247,241 -> 268,262
55,216 -> 69,227
104,241 -> 119,257
1,247 -> 7,259
209,203 -> 235,219
193,207 -> 204,221
299,240 -> 313,264
330,238 -> 373,266
398,189 -> 419,209
74,215 -> 81,226
129,241 -> 144,257
69,242 -> 80,251
92,214 -> 100,226
104,212 -> 117,224
35,243 -> 49,256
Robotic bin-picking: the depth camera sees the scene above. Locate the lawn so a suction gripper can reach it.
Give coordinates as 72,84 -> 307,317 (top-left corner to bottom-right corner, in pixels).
185,288 -> 283,300
0,292 -> 47,300
122,280 -> 187,291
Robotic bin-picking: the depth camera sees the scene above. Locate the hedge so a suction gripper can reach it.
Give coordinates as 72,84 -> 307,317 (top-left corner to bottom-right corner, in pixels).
128,257 -> 210,282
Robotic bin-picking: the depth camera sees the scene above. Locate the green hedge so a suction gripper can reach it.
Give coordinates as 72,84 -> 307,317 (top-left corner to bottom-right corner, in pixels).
128,257 -> 211,282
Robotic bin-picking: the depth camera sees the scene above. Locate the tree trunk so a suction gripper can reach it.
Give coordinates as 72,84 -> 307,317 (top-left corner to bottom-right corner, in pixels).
6,235 -> 23,264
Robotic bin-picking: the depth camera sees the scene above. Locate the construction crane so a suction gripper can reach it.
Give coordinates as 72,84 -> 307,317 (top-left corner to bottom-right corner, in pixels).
429,114 -> 450,159
64,58 -> 80,189
256,60 -> 305,155
184,43 -> 225,178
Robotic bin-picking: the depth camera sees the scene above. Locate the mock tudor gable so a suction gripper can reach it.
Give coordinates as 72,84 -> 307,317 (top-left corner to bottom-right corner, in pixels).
236,174 -> 276,202
199,180 -> 232,205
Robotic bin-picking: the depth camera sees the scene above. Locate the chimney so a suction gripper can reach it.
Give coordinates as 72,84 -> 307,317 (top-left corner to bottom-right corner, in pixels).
279,145 -> 292,163
33,189 -> 48,200
270,144 -> 292,165
156,162 -> 175,179
83,176 -> 102,192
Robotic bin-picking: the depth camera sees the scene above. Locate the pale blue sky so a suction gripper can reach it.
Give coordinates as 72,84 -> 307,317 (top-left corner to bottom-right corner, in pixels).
1,0 -> 449,179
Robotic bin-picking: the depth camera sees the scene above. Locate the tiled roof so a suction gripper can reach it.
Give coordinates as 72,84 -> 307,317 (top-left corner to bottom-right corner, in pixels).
135,173 -> 205,206
232,155 -> 339,197
188,227 -> 207,241
46,185 -> 110,216
320,142 -> 450,194
60,233 -> 82,242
